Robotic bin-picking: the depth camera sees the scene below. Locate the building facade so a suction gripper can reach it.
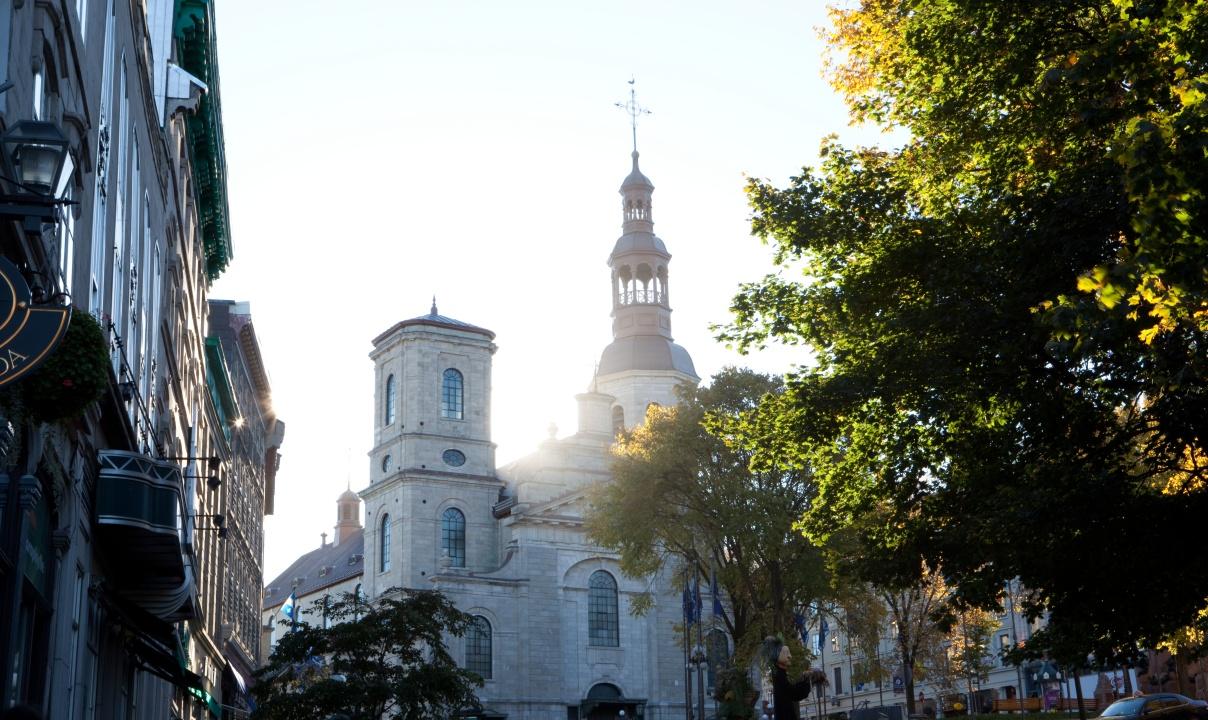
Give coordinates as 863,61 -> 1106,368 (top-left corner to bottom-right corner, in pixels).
0,0 -> 280,717
264,149 -> 703,720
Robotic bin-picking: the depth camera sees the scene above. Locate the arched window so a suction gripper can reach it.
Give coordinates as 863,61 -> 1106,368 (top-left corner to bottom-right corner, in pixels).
384,374 -> 396,425
379,513 -> 391,572
441,368 -> 464,419
588,570 -> 619,646
611,406 -> 625,436
465,615 -> 492,679
441,508 -> 466,567
706,628 -> 730,689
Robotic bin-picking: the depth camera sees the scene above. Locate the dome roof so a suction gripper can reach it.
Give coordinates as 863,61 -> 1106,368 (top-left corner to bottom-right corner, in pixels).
611,230 -> 668,257
338,488 -> 359,503
620,151 -> 653,191
596,335 -> 698,380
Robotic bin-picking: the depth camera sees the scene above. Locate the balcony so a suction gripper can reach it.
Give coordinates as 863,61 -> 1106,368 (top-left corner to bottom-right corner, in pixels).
95,450 -> 197,620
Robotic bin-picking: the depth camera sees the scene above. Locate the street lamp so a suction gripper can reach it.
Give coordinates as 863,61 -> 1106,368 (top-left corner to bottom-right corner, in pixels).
0,120 -> 75,234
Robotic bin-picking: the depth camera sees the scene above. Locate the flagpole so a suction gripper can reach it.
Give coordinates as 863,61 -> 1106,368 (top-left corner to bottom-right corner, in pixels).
695,568 -> 705,720
684,580 -> 694,720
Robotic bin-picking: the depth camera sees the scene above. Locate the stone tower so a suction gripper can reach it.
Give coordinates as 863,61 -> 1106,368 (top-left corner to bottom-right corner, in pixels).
592,151 -> 699,433
334,487 -> 361,545
359,303 -> 503,598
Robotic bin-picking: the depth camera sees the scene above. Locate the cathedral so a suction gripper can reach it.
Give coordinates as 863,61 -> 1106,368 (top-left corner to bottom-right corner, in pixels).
265,148 -> 706,720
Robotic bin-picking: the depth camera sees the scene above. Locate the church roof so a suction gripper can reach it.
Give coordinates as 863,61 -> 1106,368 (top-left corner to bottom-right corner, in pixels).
373,302 -> 496,344
597,335 -> 698,379
611,230 -> 668,256
263,529 -> 364,609
620,150 -> 654,190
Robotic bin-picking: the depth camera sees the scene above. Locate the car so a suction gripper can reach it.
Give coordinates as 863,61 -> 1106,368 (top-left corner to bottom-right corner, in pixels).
1100,693 -> 1208,720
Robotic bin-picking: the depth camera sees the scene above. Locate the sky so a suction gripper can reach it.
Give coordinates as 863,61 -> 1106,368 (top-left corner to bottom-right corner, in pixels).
206,1 -> 897,583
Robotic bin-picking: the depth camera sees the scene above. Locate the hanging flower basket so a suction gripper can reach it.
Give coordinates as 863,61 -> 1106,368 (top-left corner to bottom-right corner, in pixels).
21,310 -> 110,423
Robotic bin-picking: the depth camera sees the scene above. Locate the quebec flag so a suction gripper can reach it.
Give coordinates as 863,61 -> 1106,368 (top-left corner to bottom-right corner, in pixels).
282,591 -> 297,624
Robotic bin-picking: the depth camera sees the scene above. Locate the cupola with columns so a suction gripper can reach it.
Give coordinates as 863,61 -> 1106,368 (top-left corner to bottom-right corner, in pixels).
590,104 -> 698,433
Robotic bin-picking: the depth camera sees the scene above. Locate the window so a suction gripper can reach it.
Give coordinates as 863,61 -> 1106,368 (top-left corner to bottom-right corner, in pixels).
379,514 -> 391,572
831,633 -> 839,653
442,449 -> 466,467
465,616 -> 492,679
611,406 -> 624,436
441,369 -> 463,419
381,455 -> 392,473
834,666 -> 843,694
442,508 -> 465,567
384,374 -> 396,425
588,570 -> 619,646
32,66 -> 45,119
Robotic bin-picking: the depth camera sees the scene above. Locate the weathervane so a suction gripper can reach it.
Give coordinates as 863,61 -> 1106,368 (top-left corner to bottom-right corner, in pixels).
614,78 -> 651,153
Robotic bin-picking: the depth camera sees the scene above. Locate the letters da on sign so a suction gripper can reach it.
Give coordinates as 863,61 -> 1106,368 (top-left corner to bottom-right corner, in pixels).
0,256 -> 71,387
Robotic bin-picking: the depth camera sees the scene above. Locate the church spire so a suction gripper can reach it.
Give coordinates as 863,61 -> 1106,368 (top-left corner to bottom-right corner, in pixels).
616,80 -> 655,233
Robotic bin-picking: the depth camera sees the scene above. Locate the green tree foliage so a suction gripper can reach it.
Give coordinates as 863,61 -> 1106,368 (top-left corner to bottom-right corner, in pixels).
721,1 -> 1207,664
252,589 -> 482,720
585,368 -> 828,664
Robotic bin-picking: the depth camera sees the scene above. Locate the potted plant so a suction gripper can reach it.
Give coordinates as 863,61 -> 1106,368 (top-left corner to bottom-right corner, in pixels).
21,310 -> 109,423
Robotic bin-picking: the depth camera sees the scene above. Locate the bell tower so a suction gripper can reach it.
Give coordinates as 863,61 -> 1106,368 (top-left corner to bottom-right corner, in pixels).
592,144 -> 698,432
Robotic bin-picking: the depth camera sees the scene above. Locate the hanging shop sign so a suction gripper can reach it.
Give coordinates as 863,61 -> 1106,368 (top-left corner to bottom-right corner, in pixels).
0,256 -> 71,386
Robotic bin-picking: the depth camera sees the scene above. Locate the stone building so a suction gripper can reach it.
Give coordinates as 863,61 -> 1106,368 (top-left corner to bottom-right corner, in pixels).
261,489 -> 365,664
264,148 -> 704,720
0,0 -> 279,717
207,299 -> 286,711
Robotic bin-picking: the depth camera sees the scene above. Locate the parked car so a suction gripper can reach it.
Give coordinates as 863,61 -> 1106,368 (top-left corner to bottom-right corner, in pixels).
1100,694 -> 1208,720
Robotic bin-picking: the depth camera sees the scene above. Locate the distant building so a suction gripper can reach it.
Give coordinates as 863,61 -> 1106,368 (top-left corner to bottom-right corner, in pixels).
265,149 -> 705,720
262,489 -> 365,664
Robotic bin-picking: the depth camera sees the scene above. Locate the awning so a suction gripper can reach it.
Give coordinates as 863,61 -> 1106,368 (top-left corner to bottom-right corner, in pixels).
103,589 -> 208,700
188,686 -> 222,717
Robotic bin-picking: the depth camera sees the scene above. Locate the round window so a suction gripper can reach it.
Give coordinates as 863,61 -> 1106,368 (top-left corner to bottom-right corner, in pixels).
381,454 -> 393,473
442,449 -> 466,467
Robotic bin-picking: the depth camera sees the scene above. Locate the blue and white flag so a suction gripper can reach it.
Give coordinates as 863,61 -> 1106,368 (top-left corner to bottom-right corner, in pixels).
282,591 -> 298,630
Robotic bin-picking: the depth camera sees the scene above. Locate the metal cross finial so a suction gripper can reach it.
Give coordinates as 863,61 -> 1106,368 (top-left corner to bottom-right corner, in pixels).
614,77 -> 651,153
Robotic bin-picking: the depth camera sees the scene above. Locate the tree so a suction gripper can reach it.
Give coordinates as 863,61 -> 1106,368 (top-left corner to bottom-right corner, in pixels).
252,589 -> 482,720
880,568 -> 949,717
585,367 -> 829,664
721,1 -> 1208,664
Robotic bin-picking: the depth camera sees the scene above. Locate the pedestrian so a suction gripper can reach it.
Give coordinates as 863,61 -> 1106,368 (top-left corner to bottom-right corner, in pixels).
764,637 -> 826,720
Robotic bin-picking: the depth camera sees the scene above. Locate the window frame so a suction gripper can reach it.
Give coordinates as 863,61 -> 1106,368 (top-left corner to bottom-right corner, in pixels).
588,570 -> 619,647
441,368 -> 464,420
379,513 -> 391,573
384,374 -> 396,425
441,507 -> 466,568
465,615 -> 492,679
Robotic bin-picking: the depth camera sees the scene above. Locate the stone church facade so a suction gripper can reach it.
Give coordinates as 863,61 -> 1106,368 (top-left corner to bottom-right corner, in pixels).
271,149 -> 704,720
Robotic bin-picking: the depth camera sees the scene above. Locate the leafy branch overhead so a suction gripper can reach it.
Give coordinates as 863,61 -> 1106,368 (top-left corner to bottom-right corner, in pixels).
585,368 -> 829,665
722,0 -> 1208,664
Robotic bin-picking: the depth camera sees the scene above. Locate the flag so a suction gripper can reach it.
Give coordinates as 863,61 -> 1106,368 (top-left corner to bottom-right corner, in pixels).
819,617 -> 829,644
682,582 -> 696,626
692,575 -> 702,623
711,570 -> 723,618
793,611 -> 808,648
282,591 -> 298,631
